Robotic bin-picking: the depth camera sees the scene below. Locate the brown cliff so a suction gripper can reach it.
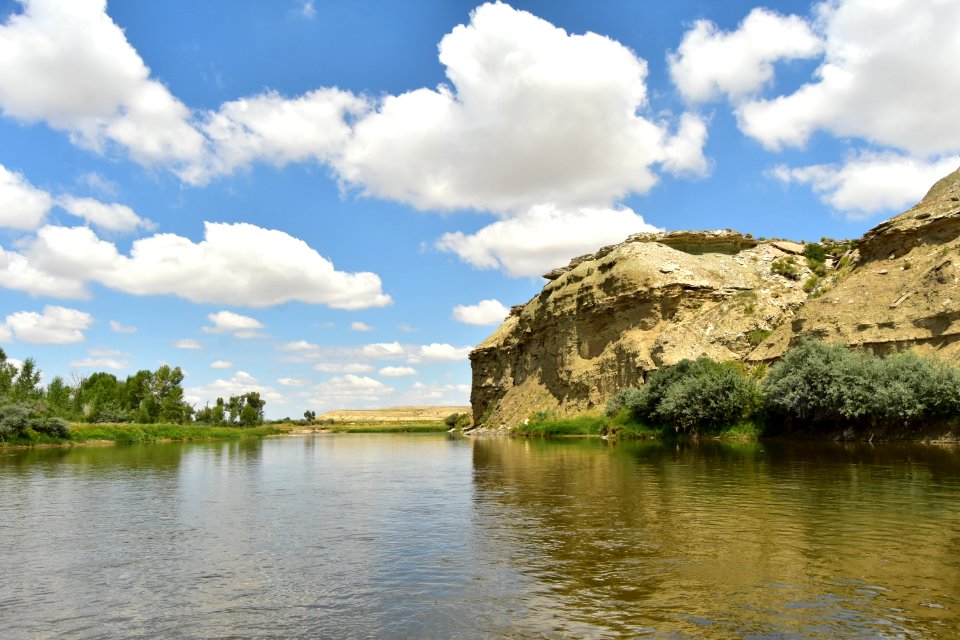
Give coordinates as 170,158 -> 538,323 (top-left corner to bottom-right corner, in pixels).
750,166 -> 960,362
470,166 -> 960,431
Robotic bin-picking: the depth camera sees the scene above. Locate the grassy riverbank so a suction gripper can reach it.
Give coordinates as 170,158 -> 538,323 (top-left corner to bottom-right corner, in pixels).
512,412 -> 763,441
0,420 -> 453,448
1,423 -> 289,447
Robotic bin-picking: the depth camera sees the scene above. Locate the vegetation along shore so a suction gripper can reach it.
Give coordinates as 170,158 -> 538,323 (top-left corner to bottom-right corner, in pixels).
509,340 -> 960,443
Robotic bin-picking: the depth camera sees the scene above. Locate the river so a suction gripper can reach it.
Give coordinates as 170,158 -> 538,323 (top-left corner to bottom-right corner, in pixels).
1,434 -> 958,639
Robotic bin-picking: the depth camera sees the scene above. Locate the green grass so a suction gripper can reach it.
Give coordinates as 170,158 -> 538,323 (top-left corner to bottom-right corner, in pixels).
1,423 -> 286,447
604,412 -> 662,439
713,420 -> 765,441
511,409 -> 761,442
513,414 -> 608,436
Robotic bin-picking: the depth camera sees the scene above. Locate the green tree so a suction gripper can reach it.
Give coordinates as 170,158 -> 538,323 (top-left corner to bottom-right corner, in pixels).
123,370 -> 156,422
77,372 -> 125,422
154,365 -> 191,424
227,395 -> 242,423
239,404 -> 259,426
0,348 -> 15,400
12,357 -> 42,402
44,376 -> 73,418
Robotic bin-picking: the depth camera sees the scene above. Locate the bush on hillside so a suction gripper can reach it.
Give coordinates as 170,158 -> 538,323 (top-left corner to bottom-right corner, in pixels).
771,257 -> 801,280
762,340 -> 960,427
626,358 -> 760,435
604,387 -> 643,417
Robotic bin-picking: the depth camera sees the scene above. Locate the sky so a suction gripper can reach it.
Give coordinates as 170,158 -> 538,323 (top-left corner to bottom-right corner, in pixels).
0,0 -> 958,418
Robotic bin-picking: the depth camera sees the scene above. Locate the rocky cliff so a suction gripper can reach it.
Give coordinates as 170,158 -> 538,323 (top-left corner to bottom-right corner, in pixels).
470,166 -> 960,431
751,166 -> 960,362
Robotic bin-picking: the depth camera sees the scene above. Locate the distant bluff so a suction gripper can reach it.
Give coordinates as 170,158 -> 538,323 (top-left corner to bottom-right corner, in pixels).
469,166 -> 960,431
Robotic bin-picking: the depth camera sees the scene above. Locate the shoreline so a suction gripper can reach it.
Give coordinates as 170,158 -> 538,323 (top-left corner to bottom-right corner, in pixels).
0,421 -> 452,450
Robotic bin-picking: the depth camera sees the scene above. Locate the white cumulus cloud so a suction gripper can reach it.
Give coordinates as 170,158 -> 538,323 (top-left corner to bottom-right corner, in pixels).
771,154 -> 960,218
313,362 -> 374,373
398,381 -> 471,406
350,321 -> 374,332
69,356 -> 126,370
2,305 -> 93,344
109,320 -> 137,333
307,374 -> 394,411
379,366 -> 418,377
437,204 -> 659,277
278,377 -> 310,387
359,341 -> 406,359
413,343 -> 472,363
0,245 -> 87,298
210,360 -> 233,369
183,89 -> 368,184
452,298 -> 509,325
57,195 -> 153,232
0,0 -> 204,166
185,370 -> 284,408
669,8 -> 823,103
174,339 -> 202,350
5,222 -> 390,308
0,164 -> 52,230
335,2 -> 707,213
203,310 -> 265,335
735,0 -> 960,156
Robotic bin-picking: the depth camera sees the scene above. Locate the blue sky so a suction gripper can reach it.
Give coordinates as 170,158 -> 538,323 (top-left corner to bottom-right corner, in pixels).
0,0 -> 957,417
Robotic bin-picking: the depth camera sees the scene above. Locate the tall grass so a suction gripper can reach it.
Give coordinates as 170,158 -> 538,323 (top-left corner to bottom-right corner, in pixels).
0,423 -> 286,447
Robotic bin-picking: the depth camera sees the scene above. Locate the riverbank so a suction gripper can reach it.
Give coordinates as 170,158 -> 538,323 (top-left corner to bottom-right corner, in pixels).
0,423 -> 291,448
288,422 -> 450,434
501,412 -> 960,443
504,413 -> 764,441
0,420 -> 453,449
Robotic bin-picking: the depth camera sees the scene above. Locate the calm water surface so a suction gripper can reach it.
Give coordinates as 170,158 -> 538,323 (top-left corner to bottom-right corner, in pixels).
1,434 -> 959,639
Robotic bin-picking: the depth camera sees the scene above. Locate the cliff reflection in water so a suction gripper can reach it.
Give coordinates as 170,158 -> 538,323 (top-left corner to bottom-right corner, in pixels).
469,438 -> 960,638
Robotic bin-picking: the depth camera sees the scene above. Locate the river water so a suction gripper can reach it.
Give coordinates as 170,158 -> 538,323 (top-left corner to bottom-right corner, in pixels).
1,434 -> 958,639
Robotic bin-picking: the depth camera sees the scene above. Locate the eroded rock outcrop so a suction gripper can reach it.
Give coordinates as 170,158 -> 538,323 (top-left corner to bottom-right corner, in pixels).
470,230 -> 813,429
751,166 -> 960,362
470,166 -> 960,431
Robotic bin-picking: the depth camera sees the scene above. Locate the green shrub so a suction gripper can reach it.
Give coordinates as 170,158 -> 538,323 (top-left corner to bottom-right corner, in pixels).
0,403 -> 32,437
0,403 -> 70,441
746,329 -> 773,347
803,275 -> 820,293
762,340 -> 874,423
443,412 -> 461,427
631,358 -> 761,435
605,387 -> 643,416
37,417 -> 70,438
762,340 -> 960,428
771,257 -> 801,280
443,412 -> 472,430
802,243 -> 827,263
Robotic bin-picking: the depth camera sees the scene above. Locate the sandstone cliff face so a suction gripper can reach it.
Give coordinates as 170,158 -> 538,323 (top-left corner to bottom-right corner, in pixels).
470,231 -> 814,429
750,166 -> 960,362
470,166 -> 960,431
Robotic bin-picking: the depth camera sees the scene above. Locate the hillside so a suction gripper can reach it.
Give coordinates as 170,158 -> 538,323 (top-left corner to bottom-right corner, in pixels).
470,166 -> 960,431
316,406 -> 469,423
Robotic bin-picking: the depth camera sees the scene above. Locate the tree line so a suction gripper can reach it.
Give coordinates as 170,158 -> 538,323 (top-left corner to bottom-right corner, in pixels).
0,348 -> 266,441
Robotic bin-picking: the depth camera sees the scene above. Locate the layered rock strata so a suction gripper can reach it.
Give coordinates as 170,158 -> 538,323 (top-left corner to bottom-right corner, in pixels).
751,166 -> 960,362
471,166 -> 960,431
470,230 -> 813,428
